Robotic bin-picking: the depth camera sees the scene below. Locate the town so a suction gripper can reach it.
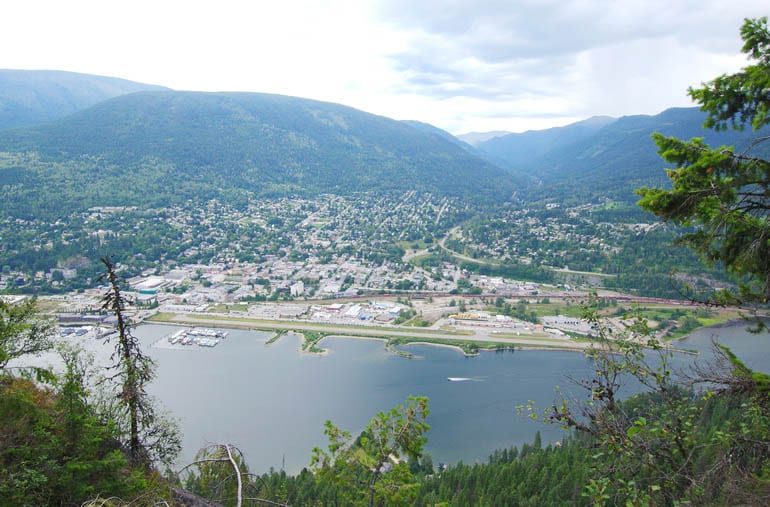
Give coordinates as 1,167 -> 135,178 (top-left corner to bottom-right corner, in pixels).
0,192 -> 720,301
1,192 -> 734,353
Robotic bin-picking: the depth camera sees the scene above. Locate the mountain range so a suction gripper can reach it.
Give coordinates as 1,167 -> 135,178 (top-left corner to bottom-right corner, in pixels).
1,69 -> 769,215
0,74 -> 517,216
469,108 -> 769,203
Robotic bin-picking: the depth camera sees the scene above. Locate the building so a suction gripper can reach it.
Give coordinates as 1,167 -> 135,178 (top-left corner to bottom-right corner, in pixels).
290,281 -> 305,297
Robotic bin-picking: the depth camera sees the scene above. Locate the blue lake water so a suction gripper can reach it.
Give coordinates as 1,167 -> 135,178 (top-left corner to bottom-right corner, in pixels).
131,321 -> 770,474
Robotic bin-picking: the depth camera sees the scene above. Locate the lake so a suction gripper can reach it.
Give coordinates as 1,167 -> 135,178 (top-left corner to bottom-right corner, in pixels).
128,320 -> 770,474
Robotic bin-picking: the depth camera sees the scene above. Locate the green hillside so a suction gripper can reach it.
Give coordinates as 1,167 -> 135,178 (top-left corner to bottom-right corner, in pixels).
0,91 -> 516,217
476,115 -> 616,173
475,107 -> 770,203
0,69 -> 167,130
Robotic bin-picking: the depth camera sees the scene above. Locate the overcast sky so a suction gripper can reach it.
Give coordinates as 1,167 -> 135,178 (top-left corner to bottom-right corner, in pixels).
2,1 -> 766,134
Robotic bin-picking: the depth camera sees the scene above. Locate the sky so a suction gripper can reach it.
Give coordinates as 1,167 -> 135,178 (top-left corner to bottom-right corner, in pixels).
2,0 -> 767,134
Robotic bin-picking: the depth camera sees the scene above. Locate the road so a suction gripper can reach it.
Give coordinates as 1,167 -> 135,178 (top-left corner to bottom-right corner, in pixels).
437,226 -> 502,265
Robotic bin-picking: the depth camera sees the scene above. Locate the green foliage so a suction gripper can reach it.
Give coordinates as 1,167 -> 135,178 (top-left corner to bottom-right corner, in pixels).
459,259 -> 555,284
0,69 -> 167,130
497,299 -> 539,323
0,291 -> 177,506
690,17 -> 770,132
415,436 -> 592,506
300,330 -> 329,353
394,307 -> 417,325
540,297 -> 770,504
637,17 -> 770,304
0,91 -> 516,219
0,356 -> 150,506
478,106 -> 766,206
0,298 -> 54,373
311,396 -> 430,506
182,444 -> 277,506
461,202 -> 737,299
715,343 -> 770,393
217,382 -> 770,506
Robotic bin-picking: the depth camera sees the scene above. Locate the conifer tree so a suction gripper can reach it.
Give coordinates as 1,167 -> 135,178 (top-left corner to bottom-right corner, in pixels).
99,256 -> 180,466
637,17 -> 770,307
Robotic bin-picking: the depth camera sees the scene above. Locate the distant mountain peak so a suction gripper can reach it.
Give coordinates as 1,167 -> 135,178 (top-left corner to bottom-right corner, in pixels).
0,69 -> 169,130
577,115 -> 616,125
456,131 -> 512,146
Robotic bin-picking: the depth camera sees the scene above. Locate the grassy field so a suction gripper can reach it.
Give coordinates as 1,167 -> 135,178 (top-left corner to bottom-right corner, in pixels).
146,311 -> 584,356
35,299 -> 66,313
386,336 -> 515,356
527,302 -> 586,318
299,330 -> 328,353
206,303 -> 249,313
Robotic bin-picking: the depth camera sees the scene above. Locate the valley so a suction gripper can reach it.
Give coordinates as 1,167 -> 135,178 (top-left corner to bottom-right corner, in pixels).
0,79 -> 761,308
2,57 -> 770,505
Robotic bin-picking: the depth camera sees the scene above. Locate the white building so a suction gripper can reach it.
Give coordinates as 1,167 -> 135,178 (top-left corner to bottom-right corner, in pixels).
290,281 -> 305,297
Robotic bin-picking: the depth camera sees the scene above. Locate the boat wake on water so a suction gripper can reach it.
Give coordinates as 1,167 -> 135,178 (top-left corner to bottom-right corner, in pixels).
447,377 -> 484,382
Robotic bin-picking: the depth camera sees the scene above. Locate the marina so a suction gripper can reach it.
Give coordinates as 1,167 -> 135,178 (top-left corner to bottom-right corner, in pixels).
167,328 -> 228,347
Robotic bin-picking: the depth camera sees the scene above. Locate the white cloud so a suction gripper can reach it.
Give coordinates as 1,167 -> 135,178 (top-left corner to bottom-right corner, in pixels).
1,0 -> 767,134
374,0 -> 767,130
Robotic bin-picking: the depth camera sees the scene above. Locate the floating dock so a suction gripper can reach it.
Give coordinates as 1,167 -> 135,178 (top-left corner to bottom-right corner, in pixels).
167,328 -> 226,347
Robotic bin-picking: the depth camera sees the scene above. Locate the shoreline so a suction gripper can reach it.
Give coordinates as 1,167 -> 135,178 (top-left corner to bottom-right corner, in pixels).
144,319 -> 550,355
144,313 -> 594,351
141,313 -> 751,358
668,318 -> 749,346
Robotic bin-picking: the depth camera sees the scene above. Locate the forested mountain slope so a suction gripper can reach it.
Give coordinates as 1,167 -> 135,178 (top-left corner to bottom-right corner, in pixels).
474,107 -> 770,203
0,91 -> 517,217
475,115 -> 616,172
0,69 -> 167,130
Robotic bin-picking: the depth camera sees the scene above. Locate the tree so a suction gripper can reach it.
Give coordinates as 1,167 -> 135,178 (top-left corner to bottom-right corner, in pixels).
53,344 -> 149,505
99,257 -> 180,466
0,298 -> 54,374
542,299 -> 770,504
634,21 -> 770,498
637,17 -> 770,305
0,345 -> 149,505
311,396 -> 430,507
181,444 -> 288,507
545,303 -> 697,504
